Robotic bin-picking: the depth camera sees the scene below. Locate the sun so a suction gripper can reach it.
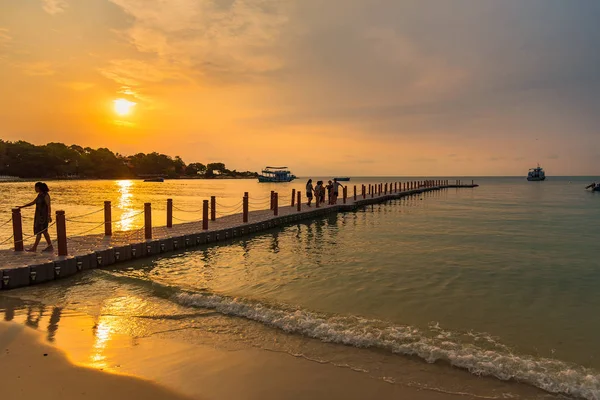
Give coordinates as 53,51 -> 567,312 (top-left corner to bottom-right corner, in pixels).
113,99 -> 136,116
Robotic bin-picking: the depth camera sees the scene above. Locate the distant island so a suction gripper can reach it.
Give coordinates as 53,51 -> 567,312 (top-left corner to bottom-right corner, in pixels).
0,140 -> 258,180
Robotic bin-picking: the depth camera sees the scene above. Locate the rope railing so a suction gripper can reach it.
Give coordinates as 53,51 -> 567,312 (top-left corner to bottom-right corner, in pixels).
173,206 -> 203,213
172,215 -> 202,223
65,208 -> 104,221
215,201 -> 244,209
69,221 -> 107,237
0,217 -> 12,228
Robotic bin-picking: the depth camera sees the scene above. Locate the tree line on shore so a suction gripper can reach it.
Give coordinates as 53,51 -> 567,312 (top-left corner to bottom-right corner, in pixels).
0,140 -> 258,179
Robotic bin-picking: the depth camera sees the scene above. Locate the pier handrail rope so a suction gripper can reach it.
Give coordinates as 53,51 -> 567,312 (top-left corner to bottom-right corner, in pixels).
0,216 -> 12,228
172,215 -> 203,223
1,222 -> 57,246
115,210 -> 145,223
215,204 -> 244,217
64,208 -> 104,221
173,206 -> 203,213
69,221 -> 109,237
249,194 -> 274,201
0,234 -> 14,245
215,200 -> 244,209
65,219 -> 105,224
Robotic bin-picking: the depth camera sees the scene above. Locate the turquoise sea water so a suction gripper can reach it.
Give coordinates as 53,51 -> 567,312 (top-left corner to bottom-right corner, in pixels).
1,177 -> 599,399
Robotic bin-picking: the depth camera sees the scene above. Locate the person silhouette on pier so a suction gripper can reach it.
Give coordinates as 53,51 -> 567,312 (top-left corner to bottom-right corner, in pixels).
306,179 -> 314,206
331,178 -> 346,205
17,182 -> 53,252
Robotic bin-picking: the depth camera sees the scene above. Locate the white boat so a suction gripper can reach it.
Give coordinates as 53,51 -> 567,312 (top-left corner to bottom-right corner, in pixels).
258,166 -> 296,183
527,165 -> 546,181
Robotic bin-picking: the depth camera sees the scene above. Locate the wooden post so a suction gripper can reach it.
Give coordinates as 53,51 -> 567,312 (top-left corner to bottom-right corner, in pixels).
362,185 -> 366,199
343,187 -> 347,204
210,196 -> 216,221
384,183 -> 387,194
144,203 -> 152,239
270,191 -> 275,210
202,200 -> 209,230
297,191 -> 301,212
103,201 -> 112,236
274,193 -> 279,215
291,189 -> 296,206
166,199 -> 172,228
353,185 -> 357,200
56,210 -> 67,256
11,208 -> 23,252
243,195 -> 249,223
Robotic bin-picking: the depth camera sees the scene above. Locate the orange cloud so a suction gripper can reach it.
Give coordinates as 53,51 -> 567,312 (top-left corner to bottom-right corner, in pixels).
42,0 -> 68,15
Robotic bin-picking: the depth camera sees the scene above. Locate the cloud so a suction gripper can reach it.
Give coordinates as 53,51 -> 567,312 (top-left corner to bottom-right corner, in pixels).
105,0 -> 291,85
42,0 -> 68,15
19,61 -> 55,76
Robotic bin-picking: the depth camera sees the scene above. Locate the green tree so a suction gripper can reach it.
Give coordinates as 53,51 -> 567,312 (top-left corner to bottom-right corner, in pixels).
184,162 -> 206,176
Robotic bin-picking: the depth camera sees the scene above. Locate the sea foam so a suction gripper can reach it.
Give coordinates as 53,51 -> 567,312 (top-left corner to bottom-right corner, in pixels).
175,292 -> 600,400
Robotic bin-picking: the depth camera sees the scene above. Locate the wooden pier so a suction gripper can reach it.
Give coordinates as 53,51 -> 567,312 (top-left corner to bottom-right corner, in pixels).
0,180 -> 478,290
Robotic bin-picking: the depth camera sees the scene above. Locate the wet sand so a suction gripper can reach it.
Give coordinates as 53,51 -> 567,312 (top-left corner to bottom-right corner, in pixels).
0,322 -> 193,400
0,320 -> 488,400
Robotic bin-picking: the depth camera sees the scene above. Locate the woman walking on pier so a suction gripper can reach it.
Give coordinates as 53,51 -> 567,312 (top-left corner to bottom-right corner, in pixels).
17,182 -> 53,252
306,179 -> 314,207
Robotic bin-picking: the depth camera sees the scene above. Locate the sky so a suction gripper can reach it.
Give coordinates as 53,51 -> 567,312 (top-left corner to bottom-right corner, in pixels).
1,0 -> 599,176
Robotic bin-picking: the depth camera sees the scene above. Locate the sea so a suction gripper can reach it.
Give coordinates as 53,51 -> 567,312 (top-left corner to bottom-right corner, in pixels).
1,177 -> 599,399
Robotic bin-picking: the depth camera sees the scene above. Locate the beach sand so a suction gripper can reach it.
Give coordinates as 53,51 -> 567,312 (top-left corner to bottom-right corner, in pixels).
0,320 -> 489,400
0,322 -> 194,400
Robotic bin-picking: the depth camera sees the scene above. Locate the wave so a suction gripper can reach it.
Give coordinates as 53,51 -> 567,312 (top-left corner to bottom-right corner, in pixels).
174,292 -> 600,400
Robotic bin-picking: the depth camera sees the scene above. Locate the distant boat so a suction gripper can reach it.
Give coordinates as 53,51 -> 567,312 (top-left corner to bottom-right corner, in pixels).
585,183 -> 600,192
258,166 -> 296,183
144,177 -> 164,182
334,177 -> 350,182
527,164 -> 546,181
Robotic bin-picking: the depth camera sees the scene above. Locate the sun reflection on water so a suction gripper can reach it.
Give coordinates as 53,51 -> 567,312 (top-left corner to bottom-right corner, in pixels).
89,318 -> 112,369
116,180 -> 136,231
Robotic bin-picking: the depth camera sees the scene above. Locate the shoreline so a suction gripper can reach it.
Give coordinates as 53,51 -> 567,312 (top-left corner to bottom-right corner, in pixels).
0,317 -> 527,400
0,322 -> 194,400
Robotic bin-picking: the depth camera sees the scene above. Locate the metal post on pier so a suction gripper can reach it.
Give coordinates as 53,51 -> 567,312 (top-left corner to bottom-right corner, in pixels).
104,201 -> 112,235
202,200 -> 209,230
11,208 -> 23,252
56,210 -> 68,256
274,193 -> 279,216
291,189 -> 296,207
297,191 -> 301,212
210,196 -> 216,221
144,203 -> 152,239
243,195 -> 249,223
166,199 -> 172,228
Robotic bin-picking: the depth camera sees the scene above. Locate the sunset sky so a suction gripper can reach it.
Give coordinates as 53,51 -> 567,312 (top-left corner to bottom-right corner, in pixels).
1,0 -> 599,176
